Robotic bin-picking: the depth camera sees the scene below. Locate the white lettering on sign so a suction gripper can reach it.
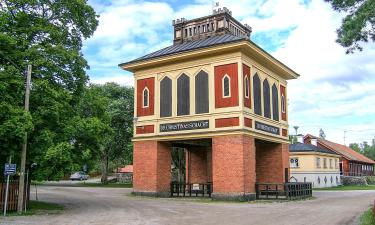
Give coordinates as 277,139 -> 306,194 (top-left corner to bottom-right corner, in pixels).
160,120 -> 209,132
255,121 -> 280,135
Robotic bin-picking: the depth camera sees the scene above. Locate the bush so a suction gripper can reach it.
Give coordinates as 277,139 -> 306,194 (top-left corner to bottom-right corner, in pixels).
365,176 -> 375,185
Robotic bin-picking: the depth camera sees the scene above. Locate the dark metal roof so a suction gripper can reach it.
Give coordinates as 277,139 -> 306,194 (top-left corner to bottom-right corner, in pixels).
119,34 -> 245,66
289,143 -> 339,155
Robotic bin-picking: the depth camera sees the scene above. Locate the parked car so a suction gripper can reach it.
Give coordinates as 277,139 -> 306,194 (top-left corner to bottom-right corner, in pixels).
70,171 -> 89,181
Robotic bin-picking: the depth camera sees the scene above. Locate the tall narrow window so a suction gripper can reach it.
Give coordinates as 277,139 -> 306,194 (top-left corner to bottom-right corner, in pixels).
253,73 -> 261,115
244,76 -> 249,98
222,75 -> 230,98
272,84 -> 279,121
160,76 -> 172,117
281,94 -> 286,113
263,79 -> 271,118
195,71 -> 209,114
143,88 -> 149,108
177,74 -> 190,116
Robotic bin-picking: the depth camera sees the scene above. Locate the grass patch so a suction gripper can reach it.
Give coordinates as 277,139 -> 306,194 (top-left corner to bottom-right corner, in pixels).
314,185 -> 375,191
77,183 -> 133,188
1,201 -> 63,217
359,208 -> 375,225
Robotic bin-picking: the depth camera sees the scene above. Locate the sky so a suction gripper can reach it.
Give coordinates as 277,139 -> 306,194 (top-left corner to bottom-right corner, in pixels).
83,0 -> 375,146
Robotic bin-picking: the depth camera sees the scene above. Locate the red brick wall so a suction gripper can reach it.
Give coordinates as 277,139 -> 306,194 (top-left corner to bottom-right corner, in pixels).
212,135 -> 256,194
215,117 -> 239,128
255,141 -> 289,183
280,85 -> 287,121
214,63 -> 239,108
136,125 -> 154,134
243,64 -> 251,108
136,77 -> 155,117
186,148 -> 209,183
133,141 -> 171,193
244,117 -> 252,128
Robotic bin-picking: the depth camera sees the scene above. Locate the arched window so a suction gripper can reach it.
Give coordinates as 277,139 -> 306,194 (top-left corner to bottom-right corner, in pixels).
281,94 -> 286,113
263,79 -> 271,118
253,73 -> 261,115
160,76 -> 172,117
222,75 -> 230,98
143,88 -> 149,108
272,84 -> 279,121
244,75 -> 250,98
195,70 -> 209,114
177,74 -> 190,116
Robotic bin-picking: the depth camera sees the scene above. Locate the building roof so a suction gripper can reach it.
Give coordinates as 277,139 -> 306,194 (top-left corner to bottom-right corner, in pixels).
119,34 -> 245,66
289,143 -> 339,155
117,165 -> 133,173
305,134 -> 375,164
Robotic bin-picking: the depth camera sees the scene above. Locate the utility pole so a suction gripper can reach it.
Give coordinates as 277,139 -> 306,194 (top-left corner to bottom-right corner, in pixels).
18,64 -> 31,212
344,130 -> 347,146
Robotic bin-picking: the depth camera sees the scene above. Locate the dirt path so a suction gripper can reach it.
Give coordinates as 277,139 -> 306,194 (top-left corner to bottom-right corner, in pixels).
1,186 -> 374,225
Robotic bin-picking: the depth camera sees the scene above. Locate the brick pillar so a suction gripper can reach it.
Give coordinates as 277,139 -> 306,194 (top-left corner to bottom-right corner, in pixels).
133,140 -> 171,197
212,134 -> 256,200
256,142 -> 289,183
186,147 -> 209,184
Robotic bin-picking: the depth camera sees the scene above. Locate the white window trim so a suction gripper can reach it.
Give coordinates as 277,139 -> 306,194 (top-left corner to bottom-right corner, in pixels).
290,157 -> 299,168
142,87 -> 149,108
244,75 -> 249,98
281,94 -> 286,113
222,74 -> 231,98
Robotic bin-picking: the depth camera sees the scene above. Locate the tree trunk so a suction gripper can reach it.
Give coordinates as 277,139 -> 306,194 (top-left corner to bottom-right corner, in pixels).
101,154 -> 108,184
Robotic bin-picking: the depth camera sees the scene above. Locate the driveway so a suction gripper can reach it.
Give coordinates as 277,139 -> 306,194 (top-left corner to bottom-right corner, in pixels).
1,186 -> 374,225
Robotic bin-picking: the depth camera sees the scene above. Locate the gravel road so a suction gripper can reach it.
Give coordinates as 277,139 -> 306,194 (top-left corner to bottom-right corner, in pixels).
1,186 -> 374,225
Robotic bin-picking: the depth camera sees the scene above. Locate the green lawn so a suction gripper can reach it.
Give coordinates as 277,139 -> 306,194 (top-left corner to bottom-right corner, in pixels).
2,201 -> 63,217
314,185 -> 375,191
359,208 -> 375,225
77,183 -> 133,188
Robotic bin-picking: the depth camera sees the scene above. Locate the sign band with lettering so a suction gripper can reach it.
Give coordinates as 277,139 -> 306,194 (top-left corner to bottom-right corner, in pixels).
160,120 -> 209,132
255,121 -> 280,135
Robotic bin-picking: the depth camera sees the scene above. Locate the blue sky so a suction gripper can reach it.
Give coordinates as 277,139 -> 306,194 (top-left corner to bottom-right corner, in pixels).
83,0 -> 375,145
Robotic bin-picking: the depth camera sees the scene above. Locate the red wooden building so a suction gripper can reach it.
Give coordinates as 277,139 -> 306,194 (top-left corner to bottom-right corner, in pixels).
305,134 -> 374,176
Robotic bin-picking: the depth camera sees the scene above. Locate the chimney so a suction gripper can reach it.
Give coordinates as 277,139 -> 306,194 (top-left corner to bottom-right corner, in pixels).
296,135 -> 304,143
311,138 -> 317,146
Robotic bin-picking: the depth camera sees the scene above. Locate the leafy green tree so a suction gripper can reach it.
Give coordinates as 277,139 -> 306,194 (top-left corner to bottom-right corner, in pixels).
326,0 -> 375,53
0,0 -> 98,180
75,83 -> 134,183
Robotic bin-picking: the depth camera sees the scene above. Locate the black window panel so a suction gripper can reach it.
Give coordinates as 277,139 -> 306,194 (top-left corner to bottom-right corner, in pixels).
160,77 -> 172,117
195,71 -> 209,114
263,79 -> 271,118
272,84 -> 279,121
223,76 -> 230,97
143,89 -> 148,107
177,74 -> 190,116
253,73 -> 262,115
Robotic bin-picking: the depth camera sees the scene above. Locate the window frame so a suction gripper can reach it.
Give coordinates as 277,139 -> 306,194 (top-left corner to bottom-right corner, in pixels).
281,94 -> 286,113
142,87 -> 149,108
316,157 -> 321,168
222,74 -> 231,98
290,157 -> 299,168
244,75 -> 250,99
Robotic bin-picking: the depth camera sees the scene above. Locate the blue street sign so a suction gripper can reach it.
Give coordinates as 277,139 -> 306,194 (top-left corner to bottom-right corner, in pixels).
4,163 -> 16,176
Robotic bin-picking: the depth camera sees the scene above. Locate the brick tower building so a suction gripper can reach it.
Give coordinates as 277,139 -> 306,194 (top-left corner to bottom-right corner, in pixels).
120,7 -> 299,200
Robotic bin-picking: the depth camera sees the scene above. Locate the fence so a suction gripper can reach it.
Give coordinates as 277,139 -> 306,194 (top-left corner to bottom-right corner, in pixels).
256,182 -> 312,200
0,180 -> 20,212
170,182 -> 212,197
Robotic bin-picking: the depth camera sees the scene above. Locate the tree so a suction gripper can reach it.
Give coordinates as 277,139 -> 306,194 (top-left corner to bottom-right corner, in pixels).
75,83 -> 134,183
326,0 -> 375,53
349,138 -> 375,161
0,0 -> 98,180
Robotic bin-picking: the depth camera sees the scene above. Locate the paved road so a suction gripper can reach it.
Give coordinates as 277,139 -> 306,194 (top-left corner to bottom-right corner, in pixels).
1,186 -> 374,225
